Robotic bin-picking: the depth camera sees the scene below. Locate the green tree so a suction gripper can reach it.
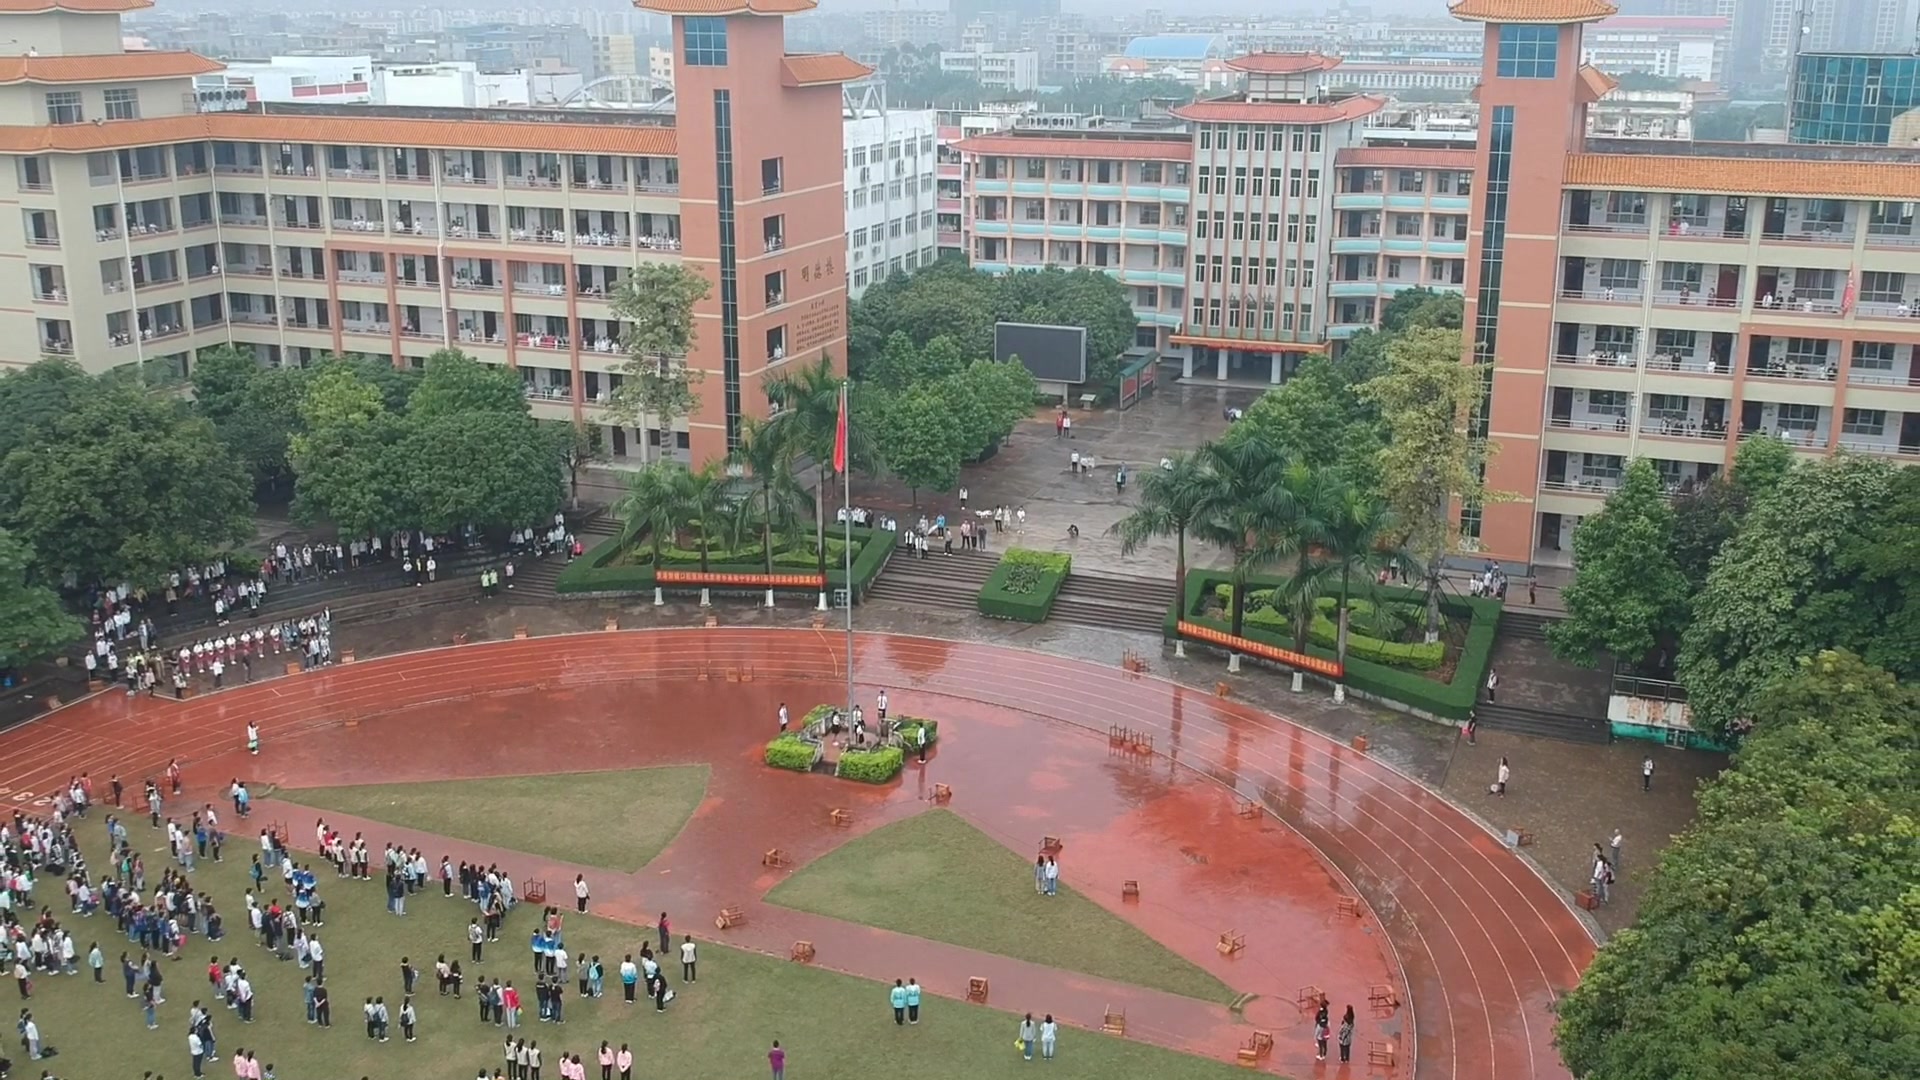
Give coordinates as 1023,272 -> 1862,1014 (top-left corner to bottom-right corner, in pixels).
395,411 -> 562,533
189,344 -> 264,422
877,387 -> 964,504
1668,476 -> 1747,594
1554,650 -> 1920,1080
188,346 -> 310,495
615,463 -> 683,584
678,461 -> 734,581
1006,266 -> 1140,380
731,417 -> 808,597
1322,486 -> 1411,675
0,527 -> 83,670
0,358 -> 91,461
1190,440 -> 1291,642
1377,287 -> 1464,333
1547,459 -> 1689,668
0,381 -> 253,588
867,331 -> 970,392
1731,432 -> 1794,507
1360,326 -> 1492,642
407,349 -> 527,418
547,422 -> 606,511
1108,450 -> 1209,599
1229,355 -> 1384,499
1676,454 -> 1900,738
606,263 -> 714,462
1836,464 -> 1920,680
763,355 -> 873,598
1269,460 -> 1342,657
288,364 -> 402,535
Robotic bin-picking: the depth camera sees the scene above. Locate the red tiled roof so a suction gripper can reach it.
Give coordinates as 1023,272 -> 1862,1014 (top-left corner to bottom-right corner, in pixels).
780,53 -> 873,87
0,52 -> 223,85
1449,0 -> 1618,23
955,134 -> 1191,162
1334,146 -> 1478,168
1226,53 -> 1342,75
1576,64 -> 1620,103
1565,153 -> 1920,200
1172,96 -> 1385,124
636,0 -> 815,13
0,0 -> 151,10
0,111 -> 678,156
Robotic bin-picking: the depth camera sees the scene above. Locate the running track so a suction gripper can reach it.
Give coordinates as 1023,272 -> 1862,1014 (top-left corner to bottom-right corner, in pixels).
0,628 -> 1594,1079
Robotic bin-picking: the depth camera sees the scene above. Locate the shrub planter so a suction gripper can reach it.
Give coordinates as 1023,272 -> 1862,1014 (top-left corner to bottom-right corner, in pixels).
977,549 -> 1071,623
556,526 -> 894,603
765,733 -> 821,772
836,746 -> 904,784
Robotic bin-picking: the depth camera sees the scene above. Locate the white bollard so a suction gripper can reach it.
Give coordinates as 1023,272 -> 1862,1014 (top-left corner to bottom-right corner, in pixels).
1227,653 -> 1242,674
1333,684 -> 1347,705
653,587 -> 665,607
1174,640 -> 1186,659
1291,671 -> 1304,693
700,587 -> 711,608
816,591 -> 829,611
765,588 -> 776,609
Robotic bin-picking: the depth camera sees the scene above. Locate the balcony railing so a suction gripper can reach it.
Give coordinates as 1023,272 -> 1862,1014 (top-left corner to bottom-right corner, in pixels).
1645,352 -> 1730,375
213,163 -> 263,176
388,172 -> 433,185
26,235 -> 59,248
329,166 -> 382,182
1561,287 -> 1641,303
395,277 -> 439,290
445,225 -> 499,241
393,221 -> 439,237
336,270 -> 388,286
575,232 -> 630,248
634,180 -> 680,194
1846,368 -> 1920,388
1838,438 -> 1920,458
1542,477 -> 1623,495
42,340 -> 74,355
134,274 -> 181,291
1854,300 -> 1920,321
1639,419 -> 1730,441
513,280 -> 570,297
220,213 -> 268,227
443,169 -> 492,186
1754,295 -> 1841,316
1865,227 -> 1920,247
1566,219 -> 1646,234
19,180 -> 53,192
1555,351 -> 1639,368
32,288 -> 66,303
508,228 -> 567,245
277,220 -> 324,231
332,218 -> 386,234
1739,427 -> 1826,446
518,333 -> 569,351
397,327 -> 442,340
230,311 -> 278,326
1547,415 -> 1629,434
450,277 -> 501,292
506,175 -> 563,190
1747,360 -> 1837,382
1650,289 -> 1735,308
638,235 -> 682,252
1761,225 -> 1852,244
342,321 -> 391,337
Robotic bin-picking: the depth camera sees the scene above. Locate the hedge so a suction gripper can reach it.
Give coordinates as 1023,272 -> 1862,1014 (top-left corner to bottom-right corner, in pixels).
1169,572 -> 1500,721
892,717 -> 938,747
556,524 -> 894,600
836,745 -> 904,784
765,734 -> 818,772
977,548 -> 1071,623
1211,587 -> 1446,671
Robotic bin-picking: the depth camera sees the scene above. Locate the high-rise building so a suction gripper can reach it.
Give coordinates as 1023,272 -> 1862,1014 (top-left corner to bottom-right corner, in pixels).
1791,50 -> 1920,143
3,0 -> 869,468
842,108 -> 942,298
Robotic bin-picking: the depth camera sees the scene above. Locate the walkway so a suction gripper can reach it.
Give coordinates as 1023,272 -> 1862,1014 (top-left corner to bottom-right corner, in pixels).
0,629 -> 1594,1080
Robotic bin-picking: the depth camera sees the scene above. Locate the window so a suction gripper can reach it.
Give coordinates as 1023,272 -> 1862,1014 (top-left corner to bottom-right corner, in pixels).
1496,24 -> 1558,79
1784,337 -> 1831,364
1140,162 -> 1162,184
1853,341 -> 1896,370
1234,167 -> 1247,196
1647,394 -> 1691,421
1842,408 -> 1887,436
1588,390 -> 1630,417
1580,453 -> 1624,481
45,91 -> 82,125
1396,170 -> 1425,193
1860,270 -> 1904,304
103,88 -> 140,121
683,16 -> 729,66
1306,169 -> 1320,198
1235,126 -> 1249,151
1199,127 -> 1211,151
1776,403 -> 1820,433
850,148 -> 866,167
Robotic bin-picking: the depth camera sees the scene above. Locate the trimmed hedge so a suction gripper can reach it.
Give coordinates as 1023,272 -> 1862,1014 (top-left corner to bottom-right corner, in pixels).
836,745 -> 904,784
1211,586 -> 1446,671
977,548 -> 1071,623
556,524 -> 894,600
892,717 -> 938,747
765,734 -> 817,772
1169,572 -> 1500,721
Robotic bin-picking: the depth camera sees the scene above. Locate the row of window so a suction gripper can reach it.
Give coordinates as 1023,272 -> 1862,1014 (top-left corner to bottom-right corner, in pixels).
846,135 -> 938,168
45,88 -> 141,125
848,174 -> 935,209
1195,253 -> 1319,289
849,211 -> 937,249
1196,124 -> 1326,156
1193,210 -> 1320,244
1342,168 -> 1474,196
1191,296 -> 1313,334
1196,165 -> 1321,200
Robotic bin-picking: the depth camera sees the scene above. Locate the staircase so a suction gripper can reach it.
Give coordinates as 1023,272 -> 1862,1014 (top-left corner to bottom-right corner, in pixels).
1053,571 -> 1176,635
864,548 -> 996,613
1472,701 -> 1610,745
1497,609 -> 1562,642
518,510 -> 622,596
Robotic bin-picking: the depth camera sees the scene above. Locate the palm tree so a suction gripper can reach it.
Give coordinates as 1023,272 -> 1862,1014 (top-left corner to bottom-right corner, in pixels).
732,417 -> 808,608
680,461 -> 735,606
1189,440 -> 1292,656
1268,460 -> 1342,662
614,462 -> 683,607
1322,487 -> 1415,677
1107,450 -> 1209,599
763,355 -> 873,608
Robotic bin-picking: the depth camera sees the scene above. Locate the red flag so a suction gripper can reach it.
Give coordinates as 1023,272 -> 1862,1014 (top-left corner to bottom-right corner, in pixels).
832,384 -> 848,474
1841,266 -> 1859,314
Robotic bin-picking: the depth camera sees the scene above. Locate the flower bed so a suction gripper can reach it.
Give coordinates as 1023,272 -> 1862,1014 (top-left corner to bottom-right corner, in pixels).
556,525 -> 892,600
1167,572 -> 1499,721
1211,586 -> 1446,670
976,549 -> 1071,623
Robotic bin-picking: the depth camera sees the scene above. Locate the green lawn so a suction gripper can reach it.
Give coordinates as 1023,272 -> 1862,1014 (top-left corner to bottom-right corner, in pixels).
765,809 -> 1237,1005
283,766 -> 711,872
36,807 -> 1259,1080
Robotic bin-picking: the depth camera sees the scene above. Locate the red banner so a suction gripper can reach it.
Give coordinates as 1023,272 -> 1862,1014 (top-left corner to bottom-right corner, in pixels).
656,570 -> 827,588
1176,621 -> 1345,679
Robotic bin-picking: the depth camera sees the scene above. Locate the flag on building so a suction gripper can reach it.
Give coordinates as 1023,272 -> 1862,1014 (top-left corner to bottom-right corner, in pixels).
832,383 -> 849,474
1842,266 -> 1859,314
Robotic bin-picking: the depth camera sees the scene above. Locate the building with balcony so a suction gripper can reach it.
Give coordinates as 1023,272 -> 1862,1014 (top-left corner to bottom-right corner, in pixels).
1451,0 -> 1920,569
938,47 -> 1042,94
842,107 -> 940,298
2,0 -> 870,469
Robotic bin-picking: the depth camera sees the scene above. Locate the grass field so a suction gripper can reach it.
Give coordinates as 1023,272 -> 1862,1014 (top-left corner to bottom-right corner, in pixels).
29,802 -> 1260,1080
284,766 -> 711,871
764,809 -> 1237,1005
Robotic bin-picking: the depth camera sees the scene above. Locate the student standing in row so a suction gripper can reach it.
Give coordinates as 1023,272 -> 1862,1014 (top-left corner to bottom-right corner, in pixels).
890,979 -> 907,1025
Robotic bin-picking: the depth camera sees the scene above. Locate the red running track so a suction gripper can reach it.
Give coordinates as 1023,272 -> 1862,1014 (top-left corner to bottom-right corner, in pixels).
0,628 -> 1594,1080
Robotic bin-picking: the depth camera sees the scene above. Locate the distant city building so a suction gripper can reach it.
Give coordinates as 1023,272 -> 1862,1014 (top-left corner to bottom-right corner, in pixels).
1790,51 -> 1920,144
939,47 -> 1041,93
1103,33 -> 1233,87
195,57 -> 585,110
843,108 -> 942,298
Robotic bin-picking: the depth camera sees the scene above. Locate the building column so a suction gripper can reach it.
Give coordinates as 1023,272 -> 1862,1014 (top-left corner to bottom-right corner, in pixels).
1270,352 -> 1282,384
1182,348 -> 1194,379
1216,348 -> 1229,381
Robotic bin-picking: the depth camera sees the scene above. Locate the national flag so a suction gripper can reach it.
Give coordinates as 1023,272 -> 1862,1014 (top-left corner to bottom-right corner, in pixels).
1841,266 -> 1859,314
832,383 -> 849,474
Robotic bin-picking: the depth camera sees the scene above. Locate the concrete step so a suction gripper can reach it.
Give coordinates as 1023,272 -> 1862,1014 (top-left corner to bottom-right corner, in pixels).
1049,597 -> 1167,635
1473,702 -> 1610,745
1498,610 -> 1562,642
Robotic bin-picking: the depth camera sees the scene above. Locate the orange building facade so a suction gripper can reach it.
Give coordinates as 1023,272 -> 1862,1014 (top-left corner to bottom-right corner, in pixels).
2,0 -> 863,467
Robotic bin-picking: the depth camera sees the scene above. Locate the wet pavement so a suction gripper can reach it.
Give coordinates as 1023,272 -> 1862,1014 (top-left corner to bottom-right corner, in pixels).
5,628 -> 1597,1080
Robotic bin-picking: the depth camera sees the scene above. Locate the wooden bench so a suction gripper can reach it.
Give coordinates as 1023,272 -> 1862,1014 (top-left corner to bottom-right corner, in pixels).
1368,983 -> 1400,1012
1040,836 -> 1063,856
1236,1047 -> 1260,1067
931,783 -> 952,803
761,848 -> 788,868
1296,985 -> 1326,1013
789,941 -> 815,963
1351,734 -> 1370,753
704,613 -> 719,628
1247,1030 -> 1274,1056
1367,1041 -> 1396,1069
452,632 -> 469,646
284,661 -> 302,676
1217,930 -> 1246,957
965,977 -> 989,1003
1506,827 -> 1536,848
829,808 -> 852,827
715,905 -> 745,930
1336,895 -> 1362,918
1121,880 -> 1139,900
513,625 -> 529,640
1101,1005 -> 1126,1036
604,617 -> 619,632
810,612 -> 826,630
1215,681 -> 1232,698
522,880 -> 547,905
339,649 -> 355,663
1236,798 -> 1260,819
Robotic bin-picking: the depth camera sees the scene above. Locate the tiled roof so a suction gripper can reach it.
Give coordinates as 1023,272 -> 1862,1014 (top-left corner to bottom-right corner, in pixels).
0,52 -> 223,85
1226,53 -> 1342,75
954,134 -> 1192,162
0,111 -> 678,156
1171,95 -> 1385,124
1448,0 -> 1618,23
780,53 -> 873,88
1334,146 -> 1478,168
0,0 -> 152,11
636,0 -> 815,14
1576,64 -> 1619,103
1564,153 -> 1920,200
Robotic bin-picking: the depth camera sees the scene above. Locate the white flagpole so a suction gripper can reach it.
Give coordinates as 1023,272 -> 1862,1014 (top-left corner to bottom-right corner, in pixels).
841,382 -> 856,717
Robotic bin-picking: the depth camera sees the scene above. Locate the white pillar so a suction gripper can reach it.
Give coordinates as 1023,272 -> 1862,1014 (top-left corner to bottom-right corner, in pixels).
1270,352 -> 1283,384
764,588 -> 776,608
817,590 -> 829,611
652,587 -> 665,607
1216,349 -> 1229,381
1290,671 -> 1304,693
1174,640 -> 1186,659
1333,684 -> 1347,704
1182,349 -> 1194,379
1227,653 -> 1242,673
699,587 -> 711,608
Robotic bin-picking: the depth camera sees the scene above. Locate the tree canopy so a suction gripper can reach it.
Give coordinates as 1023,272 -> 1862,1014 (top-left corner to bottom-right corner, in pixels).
0,527 -> 83,670
1547,458 -> 1688,668
604,262 -> 712,461
1554,650 -> 1920,1080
